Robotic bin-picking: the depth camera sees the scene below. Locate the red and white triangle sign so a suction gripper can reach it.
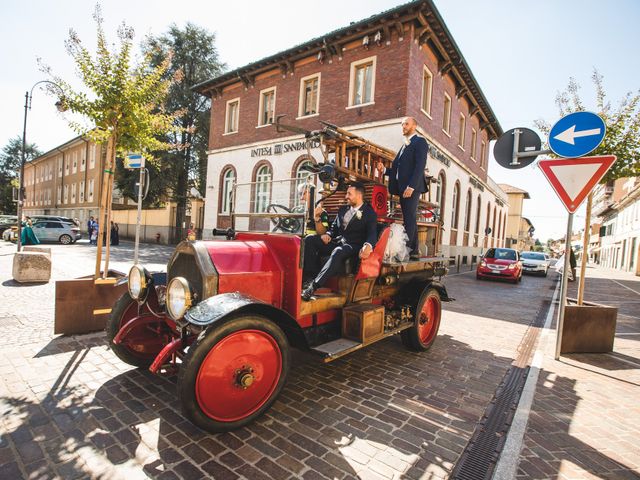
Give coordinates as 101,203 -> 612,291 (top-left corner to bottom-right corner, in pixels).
538,156 -> 616,213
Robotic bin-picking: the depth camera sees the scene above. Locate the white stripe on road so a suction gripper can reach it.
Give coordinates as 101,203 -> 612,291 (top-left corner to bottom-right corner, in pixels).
492,278 -> 560,480
610,278 -> 640,296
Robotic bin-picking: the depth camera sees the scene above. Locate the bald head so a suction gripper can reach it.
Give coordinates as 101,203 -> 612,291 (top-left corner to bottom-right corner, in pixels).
401,117 -> 418,136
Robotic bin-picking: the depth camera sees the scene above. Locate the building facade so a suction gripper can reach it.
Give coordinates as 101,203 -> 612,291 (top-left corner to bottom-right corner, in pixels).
23,136 -> 104,229
499,184 -> 534,251
195,0 -> 509,261
593,177 -> 640,275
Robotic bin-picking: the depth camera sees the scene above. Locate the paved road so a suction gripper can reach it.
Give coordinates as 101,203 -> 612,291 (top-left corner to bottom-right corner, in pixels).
2,239 -> 634,479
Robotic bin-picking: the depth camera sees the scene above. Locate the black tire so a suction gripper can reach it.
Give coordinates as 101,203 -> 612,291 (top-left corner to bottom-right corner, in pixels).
105,293 -> 158,368
178,315 -> 290,433
401,288 -> 442,352
59,234 -> 72,245
476,274 -> 482,280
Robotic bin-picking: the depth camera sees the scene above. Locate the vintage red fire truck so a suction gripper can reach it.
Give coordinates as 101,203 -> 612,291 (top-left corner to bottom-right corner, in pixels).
106,121 -> 452,432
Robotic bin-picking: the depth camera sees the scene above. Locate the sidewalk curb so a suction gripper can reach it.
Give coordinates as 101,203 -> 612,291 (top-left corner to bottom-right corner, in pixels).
492,278 -> 561,480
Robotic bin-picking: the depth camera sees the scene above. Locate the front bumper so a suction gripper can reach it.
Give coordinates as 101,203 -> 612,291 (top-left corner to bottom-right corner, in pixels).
477,266 -> 519,279
522,264 -> 546,273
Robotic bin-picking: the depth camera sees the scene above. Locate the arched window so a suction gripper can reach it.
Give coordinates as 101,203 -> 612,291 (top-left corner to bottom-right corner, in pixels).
497,210 -> 502,246
219,166 -> 236,214
253,163 -> 272,213
486,202 -> 492,233
294,159 -> 314,206
503,212 -> 507,241
436,171 -> 446,220
492,206 -> 497,240
464,189 -> 472,232
475,195 -> 481,234
451,182 -> 460,229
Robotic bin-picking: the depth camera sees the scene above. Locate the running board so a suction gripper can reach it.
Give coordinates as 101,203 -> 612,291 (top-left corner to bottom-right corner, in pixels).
311,323 -> 413,363
311,339 -> 363,362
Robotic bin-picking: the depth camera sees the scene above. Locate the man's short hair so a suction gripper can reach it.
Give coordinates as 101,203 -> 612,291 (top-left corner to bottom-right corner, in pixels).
349,181 -> 366,197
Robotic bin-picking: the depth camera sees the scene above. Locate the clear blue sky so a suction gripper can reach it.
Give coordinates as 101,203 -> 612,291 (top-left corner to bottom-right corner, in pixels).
2,0 -> 638,240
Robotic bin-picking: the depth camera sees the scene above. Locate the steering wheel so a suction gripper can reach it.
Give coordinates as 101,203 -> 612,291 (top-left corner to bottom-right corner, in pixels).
266,204 -> 302,234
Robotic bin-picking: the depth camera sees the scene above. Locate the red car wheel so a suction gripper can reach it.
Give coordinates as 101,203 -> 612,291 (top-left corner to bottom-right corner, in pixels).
106,292 -> 168,368
178,315 -> 290,432
401,288 -> 442,351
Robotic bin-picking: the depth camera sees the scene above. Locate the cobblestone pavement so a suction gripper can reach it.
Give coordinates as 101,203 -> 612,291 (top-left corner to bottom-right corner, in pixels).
516,266 -> 640,480
0,239 -> 561,479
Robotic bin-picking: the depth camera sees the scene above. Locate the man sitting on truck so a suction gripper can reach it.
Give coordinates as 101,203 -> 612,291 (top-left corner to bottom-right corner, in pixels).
302,182 -> 378,301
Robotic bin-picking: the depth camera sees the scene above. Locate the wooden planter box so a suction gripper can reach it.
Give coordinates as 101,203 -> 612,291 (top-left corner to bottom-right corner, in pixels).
55,270 -> 127,335
561,299 -> 618,354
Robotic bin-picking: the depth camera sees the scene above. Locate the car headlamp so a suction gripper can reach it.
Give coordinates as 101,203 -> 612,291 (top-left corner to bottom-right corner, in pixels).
166,277 -> 192,320
508,264 -> 516,270
128,265 -> 149,301
480,261 -> 487,267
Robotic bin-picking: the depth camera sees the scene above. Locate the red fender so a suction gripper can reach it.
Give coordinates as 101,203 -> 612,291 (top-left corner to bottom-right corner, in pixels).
113,314 -> 160,345
149,337 -> 183,374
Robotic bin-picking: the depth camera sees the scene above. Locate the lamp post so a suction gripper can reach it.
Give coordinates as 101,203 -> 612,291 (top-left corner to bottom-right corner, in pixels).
16,81 -> 66,251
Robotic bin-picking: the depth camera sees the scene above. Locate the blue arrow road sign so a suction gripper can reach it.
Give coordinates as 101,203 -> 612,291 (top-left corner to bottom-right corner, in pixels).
549,111 -> 606,158
125,154 -> 144,169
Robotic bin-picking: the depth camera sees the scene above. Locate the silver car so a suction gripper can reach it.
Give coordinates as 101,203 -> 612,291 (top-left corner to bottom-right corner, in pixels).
520,251 -> 549,276
31,220 -> 82,244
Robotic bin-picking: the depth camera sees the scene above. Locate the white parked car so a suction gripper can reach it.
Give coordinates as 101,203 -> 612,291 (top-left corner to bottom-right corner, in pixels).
520,251 -> 549,276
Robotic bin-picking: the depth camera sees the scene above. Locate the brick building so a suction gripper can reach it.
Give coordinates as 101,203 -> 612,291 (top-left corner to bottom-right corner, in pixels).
23,136 -> 103,228
195,0 -> 509,260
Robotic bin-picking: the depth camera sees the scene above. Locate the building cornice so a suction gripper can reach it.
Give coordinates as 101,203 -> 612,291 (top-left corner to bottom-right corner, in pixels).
194,0 -> 502,139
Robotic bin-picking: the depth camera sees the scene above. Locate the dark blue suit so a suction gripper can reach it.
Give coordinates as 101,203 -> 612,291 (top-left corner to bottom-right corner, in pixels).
384,134 -> 429,253
304,203 -> 378,287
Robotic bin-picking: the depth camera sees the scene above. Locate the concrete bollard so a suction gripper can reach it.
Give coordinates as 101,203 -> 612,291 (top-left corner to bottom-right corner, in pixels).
12,249 -> 52,283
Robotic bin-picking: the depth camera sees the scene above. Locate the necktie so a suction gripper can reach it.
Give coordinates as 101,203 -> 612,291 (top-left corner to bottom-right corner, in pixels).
343,208 -> 355,227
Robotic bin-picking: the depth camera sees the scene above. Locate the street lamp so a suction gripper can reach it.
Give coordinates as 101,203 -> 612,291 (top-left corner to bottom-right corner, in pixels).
16,80 -> 66,251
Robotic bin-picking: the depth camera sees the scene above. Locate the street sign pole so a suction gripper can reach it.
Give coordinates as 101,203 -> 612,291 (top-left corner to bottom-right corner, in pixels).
133,157 -> 145,265
555,212 -> 573,360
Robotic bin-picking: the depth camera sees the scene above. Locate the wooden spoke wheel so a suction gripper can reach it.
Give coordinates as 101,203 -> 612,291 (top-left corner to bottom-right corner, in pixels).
178,315 -> 290,432
401,288 -> 442,351
105,293 -> 167,368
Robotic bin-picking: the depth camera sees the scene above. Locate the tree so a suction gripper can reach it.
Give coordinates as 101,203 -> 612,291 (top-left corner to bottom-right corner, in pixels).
0,137 -> 41,215
41,5 -> 179,276
535,70 -> 640,183
139,23 -> 225,241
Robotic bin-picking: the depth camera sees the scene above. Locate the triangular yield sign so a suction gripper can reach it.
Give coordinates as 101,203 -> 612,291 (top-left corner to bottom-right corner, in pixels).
538,155 -> 616,213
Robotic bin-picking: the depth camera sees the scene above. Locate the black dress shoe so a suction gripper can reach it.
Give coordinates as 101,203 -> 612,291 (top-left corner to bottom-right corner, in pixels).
301,284 -> 316,301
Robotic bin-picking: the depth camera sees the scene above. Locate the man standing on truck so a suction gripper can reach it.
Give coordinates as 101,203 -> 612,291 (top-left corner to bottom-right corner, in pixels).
376,117 -> 429,260
302,182 -> 378,301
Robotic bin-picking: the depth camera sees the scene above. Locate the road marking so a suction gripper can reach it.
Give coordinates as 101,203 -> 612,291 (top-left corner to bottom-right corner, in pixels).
610,279 -> 640,295
605,353 -> 640,368
492,278 -> 560,480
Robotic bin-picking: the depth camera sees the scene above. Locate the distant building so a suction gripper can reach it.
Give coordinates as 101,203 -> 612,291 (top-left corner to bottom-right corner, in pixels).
592,177 -> 640,274
499,184 -> 534,251
23,135 -> 103,227
23,136 -> 205,244
195,0 -> 509,262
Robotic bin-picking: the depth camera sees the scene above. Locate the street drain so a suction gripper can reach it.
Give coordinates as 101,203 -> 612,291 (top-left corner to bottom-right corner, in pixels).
450,299 -> 551,480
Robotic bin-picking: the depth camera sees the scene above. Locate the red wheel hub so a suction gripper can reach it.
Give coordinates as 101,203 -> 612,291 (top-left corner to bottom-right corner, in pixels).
418,295 -> 441,345
195,329 -> 282,422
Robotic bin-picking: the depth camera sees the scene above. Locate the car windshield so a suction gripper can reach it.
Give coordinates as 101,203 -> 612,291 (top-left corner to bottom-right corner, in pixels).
484,248 -> 517,261
231,177 -> 318,235
521,252 -> 546,261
